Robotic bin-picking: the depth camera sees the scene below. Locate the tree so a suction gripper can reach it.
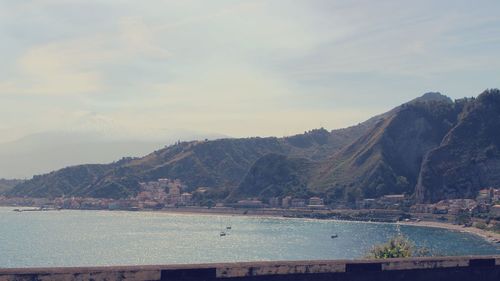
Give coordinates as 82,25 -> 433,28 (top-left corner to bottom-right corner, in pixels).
455,210 -> 472,225
367,234 -> 430,259
396,176 -> 409,191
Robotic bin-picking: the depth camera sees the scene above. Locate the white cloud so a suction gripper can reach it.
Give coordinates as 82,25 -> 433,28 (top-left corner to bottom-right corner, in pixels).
0,0 -> 499,143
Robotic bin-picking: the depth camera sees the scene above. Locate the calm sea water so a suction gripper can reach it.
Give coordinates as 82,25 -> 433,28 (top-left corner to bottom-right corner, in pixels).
0,207 -> 498,268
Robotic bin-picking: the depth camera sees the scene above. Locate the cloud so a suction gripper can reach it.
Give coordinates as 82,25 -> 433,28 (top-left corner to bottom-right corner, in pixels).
0,15 -> 170,97
0,0 -> 499,143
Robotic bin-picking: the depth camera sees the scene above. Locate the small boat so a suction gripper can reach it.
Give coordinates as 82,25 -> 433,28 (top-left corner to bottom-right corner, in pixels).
226,226 -> 232,230
220,231 -> 227,237
331,234 -> 338,239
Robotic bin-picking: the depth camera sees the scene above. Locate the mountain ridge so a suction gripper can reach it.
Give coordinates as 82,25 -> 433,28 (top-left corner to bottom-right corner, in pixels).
9,90 -> 500,204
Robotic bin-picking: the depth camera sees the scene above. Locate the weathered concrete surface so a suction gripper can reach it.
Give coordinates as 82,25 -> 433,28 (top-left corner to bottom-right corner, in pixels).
0,255 -> 499,281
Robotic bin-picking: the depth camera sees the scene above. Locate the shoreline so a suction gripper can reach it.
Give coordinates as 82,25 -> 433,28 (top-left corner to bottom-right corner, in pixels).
158,208 -> 500,244
2,205 -> 499,245
396,220 -> 500,244
127,207 -> 500,245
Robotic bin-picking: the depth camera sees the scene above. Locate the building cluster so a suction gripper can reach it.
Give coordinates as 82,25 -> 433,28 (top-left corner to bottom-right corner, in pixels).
410,188 -> 500,218
2,185 -> 499,219
356,194 -> 408,209
0,178 -> 195,211
231,196 -> 327,209
136,178 -> 193,207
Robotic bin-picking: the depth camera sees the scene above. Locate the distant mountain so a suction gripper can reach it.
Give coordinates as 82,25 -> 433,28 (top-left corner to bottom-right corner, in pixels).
0,130 -> 225,179
0,178 -> 24,195
8,90 -> 500,203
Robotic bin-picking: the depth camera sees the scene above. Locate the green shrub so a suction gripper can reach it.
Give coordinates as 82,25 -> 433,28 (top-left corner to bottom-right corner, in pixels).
474,221 -> 487,230
367,234 -> 430,259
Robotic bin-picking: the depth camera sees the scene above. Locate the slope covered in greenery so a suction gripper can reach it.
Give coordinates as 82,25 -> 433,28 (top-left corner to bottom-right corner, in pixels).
9,126 -> 366,199
9,90 -> 500,204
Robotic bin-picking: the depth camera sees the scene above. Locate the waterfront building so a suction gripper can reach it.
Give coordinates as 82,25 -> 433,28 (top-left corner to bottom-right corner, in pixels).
491,205 -> 500,217
410,203 -> 434,213
268,197 -> 281,207
180,193 -> 193,205
308,197 -> 324,206
291,198 -> 306,208
281,196 -> 292,208
236,200 -> 264,208
307,197 -> 326,209
357,198 -> 377,209
381,194 -> 405,203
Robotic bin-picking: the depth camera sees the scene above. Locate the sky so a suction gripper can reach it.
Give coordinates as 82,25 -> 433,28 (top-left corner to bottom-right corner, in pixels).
1,0 -> 499,143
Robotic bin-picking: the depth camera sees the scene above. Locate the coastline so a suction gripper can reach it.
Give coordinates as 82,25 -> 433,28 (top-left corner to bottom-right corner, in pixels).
128,207 -> 500,245
153,208 -> 500,245
397,220 -> 500,244
2,205 -> 499,245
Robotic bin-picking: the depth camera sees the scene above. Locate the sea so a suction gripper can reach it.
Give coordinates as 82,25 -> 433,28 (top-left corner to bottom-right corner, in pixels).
0,207 -> 498,268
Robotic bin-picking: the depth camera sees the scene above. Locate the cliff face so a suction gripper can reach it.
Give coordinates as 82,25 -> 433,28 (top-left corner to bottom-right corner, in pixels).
309,97 -> 459,200
415,89 -> 500,202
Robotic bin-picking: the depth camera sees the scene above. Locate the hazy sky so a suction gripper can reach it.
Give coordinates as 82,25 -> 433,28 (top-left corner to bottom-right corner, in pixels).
1,0 -> 499,143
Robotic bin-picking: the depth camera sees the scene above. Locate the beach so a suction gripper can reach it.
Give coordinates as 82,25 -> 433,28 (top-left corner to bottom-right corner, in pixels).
398,220 -> 500,244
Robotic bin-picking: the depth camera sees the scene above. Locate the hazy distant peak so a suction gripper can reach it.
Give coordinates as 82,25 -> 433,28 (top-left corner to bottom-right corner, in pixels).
411,92 -> 453,104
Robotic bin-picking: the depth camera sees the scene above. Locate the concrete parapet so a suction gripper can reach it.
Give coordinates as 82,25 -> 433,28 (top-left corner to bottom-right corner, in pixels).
0,255 -> 499,281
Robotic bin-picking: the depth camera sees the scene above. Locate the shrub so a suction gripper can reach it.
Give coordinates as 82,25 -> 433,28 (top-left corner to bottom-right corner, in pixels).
367,234 -> 430,259
474,221 -> 488,230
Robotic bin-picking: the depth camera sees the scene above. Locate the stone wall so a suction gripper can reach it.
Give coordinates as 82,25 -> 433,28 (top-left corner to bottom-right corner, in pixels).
0,255 -> 499,281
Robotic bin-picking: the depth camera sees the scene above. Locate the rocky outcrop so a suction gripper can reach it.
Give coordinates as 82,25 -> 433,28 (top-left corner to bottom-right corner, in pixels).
416,89 -> 500,202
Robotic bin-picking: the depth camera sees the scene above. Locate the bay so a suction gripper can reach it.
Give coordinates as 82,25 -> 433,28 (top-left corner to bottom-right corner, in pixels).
0,207 -> 498,268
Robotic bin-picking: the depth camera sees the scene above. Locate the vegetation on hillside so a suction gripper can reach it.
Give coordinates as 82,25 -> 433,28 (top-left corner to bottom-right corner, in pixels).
8,90 -> 500,204
0,179 -> 25,195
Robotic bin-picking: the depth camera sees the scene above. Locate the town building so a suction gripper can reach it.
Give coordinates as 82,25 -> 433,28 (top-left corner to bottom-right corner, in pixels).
281,196 -> 292,208
491,205 -> 500,217
308,197 -> 326,209
268,197 -> 281,207
235,200 -> 264,208
180,193 -> 193,205
308,197 -> 324,206
291,198 -> 306,208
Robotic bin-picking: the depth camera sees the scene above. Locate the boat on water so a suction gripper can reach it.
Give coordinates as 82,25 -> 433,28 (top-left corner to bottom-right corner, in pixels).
220,231 -> 227,237
331,234 -> 338,239
226,226 -> 232,230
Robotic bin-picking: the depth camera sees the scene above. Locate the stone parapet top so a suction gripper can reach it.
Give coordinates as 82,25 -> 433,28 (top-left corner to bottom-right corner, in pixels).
0,255 -> 498,281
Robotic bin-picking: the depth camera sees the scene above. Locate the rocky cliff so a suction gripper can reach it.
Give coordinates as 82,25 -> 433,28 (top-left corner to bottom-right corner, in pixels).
415,89 -> 500,202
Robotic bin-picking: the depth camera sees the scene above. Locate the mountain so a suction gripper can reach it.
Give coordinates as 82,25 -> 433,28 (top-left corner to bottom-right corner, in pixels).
311,94 -> 460,197
8,125 -> 369,199
228,153 -> 314,200
230,92 -> 460,203
415,89 -> 500,202
8,90 -> 500,203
